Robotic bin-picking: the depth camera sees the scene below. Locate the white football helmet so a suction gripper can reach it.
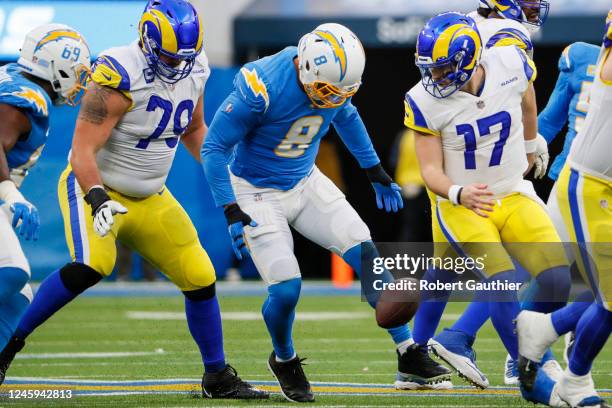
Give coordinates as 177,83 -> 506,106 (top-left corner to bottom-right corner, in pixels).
298,23 -> 365,108
18,23 -> 91,106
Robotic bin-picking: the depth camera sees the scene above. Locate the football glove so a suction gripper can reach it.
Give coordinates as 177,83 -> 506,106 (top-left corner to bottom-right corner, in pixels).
365,164 -> 404,213
0,179 -> 40,241
533,134 -> 550,179
224,203 -> 257,260
84,186 -> 127,237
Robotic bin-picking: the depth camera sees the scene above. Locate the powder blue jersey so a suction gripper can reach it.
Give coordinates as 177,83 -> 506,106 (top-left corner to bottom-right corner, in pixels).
538,42 -> 599,180
0,63 -> 51,187
203,46 -> 380,207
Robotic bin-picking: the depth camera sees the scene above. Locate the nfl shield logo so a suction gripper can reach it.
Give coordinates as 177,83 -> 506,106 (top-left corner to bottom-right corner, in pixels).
477,100 -> 485,109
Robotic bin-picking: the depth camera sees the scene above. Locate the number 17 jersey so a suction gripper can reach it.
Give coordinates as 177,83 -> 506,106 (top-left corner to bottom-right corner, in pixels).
404,46 -> 536,197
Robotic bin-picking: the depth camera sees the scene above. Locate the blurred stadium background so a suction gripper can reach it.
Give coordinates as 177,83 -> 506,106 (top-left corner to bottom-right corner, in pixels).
5,0 -> 610,283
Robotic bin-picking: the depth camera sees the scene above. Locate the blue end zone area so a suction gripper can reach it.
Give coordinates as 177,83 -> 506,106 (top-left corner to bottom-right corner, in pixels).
18,67 -> 254,281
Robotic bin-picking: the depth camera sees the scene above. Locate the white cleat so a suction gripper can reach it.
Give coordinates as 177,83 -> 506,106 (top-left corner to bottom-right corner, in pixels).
516,310 -> 559,363
557,369 -> 609,407
503,354 -> 519,386
542,359 -> 564,383
429,338 -> 489,389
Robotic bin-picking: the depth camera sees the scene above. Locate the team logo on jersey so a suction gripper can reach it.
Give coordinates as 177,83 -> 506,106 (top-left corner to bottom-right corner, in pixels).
240,67 -> 269,110
8,87 -> 48,116
477,100 -> 485,109
313,30 -> 348,81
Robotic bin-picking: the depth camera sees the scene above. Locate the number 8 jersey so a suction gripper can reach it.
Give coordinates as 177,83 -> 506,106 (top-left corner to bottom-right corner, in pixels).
404,46 -> 536,197
89,40 -> 210,197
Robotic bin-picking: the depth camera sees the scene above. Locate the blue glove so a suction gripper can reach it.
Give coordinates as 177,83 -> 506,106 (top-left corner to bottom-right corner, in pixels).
224,203 -> 258,260
365,163 -> 404,213
10,202 -> 40,241
372,182 -> 403,212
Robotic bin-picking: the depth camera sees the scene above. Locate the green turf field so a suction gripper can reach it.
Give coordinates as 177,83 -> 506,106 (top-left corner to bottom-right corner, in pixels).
0,290 -> 610,407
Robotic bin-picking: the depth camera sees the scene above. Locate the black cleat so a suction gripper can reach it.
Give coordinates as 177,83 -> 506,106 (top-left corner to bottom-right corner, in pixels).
518,356 -> 539,392
202,364 -> 269,399
267,351 -> 314,402
395,344 -> 453,390
0,336 -> 24,386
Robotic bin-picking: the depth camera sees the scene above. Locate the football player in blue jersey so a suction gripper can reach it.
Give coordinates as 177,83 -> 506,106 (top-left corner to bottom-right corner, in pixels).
0,24 -> 90,363
202,23 -> 452,402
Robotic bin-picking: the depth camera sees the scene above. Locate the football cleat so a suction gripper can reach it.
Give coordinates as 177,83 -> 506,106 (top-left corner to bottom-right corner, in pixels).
504,354 -> 519,386
0,335 -> 25,385
516,310 -> 559,391
558,370 -> 609,408
541,359 -> 564,383
520,368 -> 568,407
395,344 -> 453,390
429,328 -> 489,389
267,351 -> 314,403
202,364 -> 269,399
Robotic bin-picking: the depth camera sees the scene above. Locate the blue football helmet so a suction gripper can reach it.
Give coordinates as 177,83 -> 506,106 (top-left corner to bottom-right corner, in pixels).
415,12 -> 482,99
139,0 -> 204,84
479,0 -> 550,31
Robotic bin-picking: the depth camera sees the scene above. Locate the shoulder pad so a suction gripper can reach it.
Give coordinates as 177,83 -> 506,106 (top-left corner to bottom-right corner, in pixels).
234,65 -> 270,113
496,46 -> 537,84
191,51 -> 211,80
559,44 -> 574,73
486,27 -> 533,55
91,53 -> 131,92
0,84 -> 49,117
403,91 -> 439,136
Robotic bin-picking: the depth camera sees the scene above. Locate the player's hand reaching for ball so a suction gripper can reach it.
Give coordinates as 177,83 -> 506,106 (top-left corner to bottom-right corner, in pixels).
224,203 -> 257,260
84,186 -> 128,237
365,163 -> 404,213
458,184 -> 494,218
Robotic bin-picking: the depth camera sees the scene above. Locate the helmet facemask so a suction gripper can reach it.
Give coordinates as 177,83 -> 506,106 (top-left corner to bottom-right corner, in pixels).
140,24 -> 197,85
302,77 -> 359,108
517,0 -> 550,32
51,62 -> 90,106
417,50 -> 477,99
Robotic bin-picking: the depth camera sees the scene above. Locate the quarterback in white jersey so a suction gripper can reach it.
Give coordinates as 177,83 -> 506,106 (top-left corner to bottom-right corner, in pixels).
406,13 -> 570,405
517,14 -> 612,408
0,0 -> 268,400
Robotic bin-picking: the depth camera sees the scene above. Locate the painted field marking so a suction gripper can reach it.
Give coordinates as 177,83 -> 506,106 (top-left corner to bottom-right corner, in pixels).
15,350 -> 166,360
126,311 -> 371,321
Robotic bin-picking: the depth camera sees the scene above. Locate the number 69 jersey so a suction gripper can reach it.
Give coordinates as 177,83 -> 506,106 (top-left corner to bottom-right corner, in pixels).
89,40 -> 210,197
404,46 -> 537,197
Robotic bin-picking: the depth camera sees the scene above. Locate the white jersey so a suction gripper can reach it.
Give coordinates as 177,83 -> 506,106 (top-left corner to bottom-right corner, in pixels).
569,46 -> 612,181
405,46 -> 537,197
90,41 -> 210,197
468,11 -> 533,57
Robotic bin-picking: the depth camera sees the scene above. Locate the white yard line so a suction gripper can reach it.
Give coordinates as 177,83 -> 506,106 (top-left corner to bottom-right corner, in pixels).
127,311 -> 371,321
15,350 -> 165,360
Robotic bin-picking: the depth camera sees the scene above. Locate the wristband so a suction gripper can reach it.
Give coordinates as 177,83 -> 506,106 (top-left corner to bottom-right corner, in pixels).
448,184 -> 463,206
525,138 -> 537,154
0,180 -> 25,204
84,186 -> 111,215
364,163 -> 393,186
224,203 -> 246,226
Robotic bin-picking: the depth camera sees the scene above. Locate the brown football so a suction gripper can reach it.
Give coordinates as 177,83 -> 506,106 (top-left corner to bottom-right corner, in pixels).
375,277 -> 420,329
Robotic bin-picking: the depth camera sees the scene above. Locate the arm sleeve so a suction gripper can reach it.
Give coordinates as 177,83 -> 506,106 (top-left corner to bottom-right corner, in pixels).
537,46 -> 574,143
201,91 -> 262,207
332,100 -> 380,169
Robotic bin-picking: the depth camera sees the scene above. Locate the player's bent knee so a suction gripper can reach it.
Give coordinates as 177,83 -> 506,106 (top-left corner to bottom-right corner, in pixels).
0,267 -> 30,299
267,278 -> 301,309
183,282 -> 215,301
335,218 -> 371,255
180,246 -> 216,290
59,262 -> 103,295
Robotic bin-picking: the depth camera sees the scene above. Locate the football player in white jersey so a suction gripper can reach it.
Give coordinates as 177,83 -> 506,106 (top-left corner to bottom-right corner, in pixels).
423,0 -> 553,387
517,14 -> 612,408
0,0 -> 267,400
406,13 -> 571,405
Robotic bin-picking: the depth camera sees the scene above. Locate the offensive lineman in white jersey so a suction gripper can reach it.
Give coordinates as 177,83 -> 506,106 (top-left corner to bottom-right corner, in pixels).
422,0 -> 554,387
406,13 -> 571,405
517,13 -> 612,408
0,0 -> 268,400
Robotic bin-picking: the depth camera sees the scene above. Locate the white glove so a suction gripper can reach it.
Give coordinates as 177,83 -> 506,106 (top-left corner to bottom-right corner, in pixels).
533,134 -> 550,179
93,200 -> 127,237
84,186 -> 128,237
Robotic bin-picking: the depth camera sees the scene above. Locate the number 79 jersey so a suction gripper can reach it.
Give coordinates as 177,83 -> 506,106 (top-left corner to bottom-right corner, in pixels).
404,46 -> 536,197
89,40 -> 210,198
